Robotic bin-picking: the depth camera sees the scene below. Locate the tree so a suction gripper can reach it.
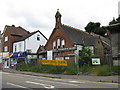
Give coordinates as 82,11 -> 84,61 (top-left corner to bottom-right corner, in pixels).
79,46 -> 92,67
85,22 -> 107,36
109,17 -> 120,25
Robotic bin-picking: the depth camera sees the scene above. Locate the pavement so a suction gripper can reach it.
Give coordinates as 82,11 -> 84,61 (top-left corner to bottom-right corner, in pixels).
2,68 -> 119,84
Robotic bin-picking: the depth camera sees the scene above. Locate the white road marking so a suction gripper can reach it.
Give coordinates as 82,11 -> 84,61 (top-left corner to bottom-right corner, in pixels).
26,81 -> 55,89
35,79 -> 78,86
69,81 -> 85,83
7,82 -> 28,88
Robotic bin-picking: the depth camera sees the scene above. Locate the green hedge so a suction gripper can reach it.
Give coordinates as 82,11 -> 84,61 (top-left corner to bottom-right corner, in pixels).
17,63 -> 120,76
17,63 -> 77,75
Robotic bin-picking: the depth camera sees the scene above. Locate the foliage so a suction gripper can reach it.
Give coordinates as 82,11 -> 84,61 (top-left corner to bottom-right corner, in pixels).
109,17 -> 120,25
85,22 -> 107,36
80,65 -> 112,76
79,46 -> 92,67
64,65 -> 77,75
17,63 -> 120,76
93,65 -> 111,76
17,63 -> 77,75
112,66 -> 120,75
80,65 -> 120,76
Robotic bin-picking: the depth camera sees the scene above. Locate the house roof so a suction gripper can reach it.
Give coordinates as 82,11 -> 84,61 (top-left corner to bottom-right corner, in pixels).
14,30 -> 48,43
3,25 -> 29,36
106,23 -> 120,27
89,32 -> 110,46
61,24 -> 98,46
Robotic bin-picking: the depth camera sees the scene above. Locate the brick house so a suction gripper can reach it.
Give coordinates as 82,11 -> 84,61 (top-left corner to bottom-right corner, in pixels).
1,25 -> 29,68
38,10 -> 110,64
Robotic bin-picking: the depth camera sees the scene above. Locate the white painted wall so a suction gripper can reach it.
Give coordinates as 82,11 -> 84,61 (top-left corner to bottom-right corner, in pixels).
13,41 -> 24,52
118,1 -> 120,16
13,31 -> 47,53
74,45 -> 83,55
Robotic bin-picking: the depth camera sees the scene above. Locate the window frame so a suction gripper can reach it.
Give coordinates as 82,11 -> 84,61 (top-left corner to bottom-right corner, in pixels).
57,38 -> 60,48
37,35 -> 40,41
5,36 -> 8,42
4,46 -> 8,52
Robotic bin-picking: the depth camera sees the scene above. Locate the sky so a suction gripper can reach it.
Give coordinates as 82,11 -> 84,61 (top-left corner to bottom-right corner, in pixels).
0,0 -> 119,38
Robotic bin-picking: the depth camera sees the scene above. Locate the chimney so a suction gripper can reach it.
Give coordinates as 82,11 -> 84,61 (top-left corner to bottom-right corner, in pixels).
12,25 -> 15,27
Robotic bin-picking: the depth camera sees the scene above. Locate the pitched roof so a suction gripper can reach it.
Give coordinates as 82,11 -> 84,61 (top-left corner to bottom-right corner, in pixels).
3,25 -> 29,36
14,30 -> 48,43
61,24 -> 98,45
89,33 -> 110,46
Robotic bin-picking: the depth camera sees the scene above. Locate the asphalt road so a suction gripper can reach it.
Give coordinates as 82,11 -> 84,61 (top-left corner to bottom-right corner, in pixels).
1,72 -> 119,90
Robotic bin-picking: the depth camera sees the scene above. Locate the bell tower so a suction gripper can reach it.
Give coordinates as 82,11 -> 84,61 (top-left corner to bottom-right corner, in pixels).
55,9 -> 62,28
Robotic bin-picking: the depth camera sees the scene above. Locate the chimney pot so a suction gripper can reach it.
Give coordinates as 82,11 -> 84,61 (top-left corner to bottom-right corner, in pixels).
12,25 -> 15,27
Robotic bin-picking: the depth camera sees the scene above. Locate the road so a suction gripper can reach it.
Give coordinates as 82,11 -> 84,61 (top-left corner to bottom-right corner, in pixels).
1,72 -> 119,90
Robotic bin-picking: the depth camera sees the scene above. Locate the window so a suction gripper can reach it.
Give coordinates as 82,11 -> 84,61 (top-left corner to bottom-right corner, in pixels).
5,36 -> 8,42
89,46 -> 94,55
15,46 -> 17,52
37,35 -> 40,41
53,41 -> 56,49
19,43 -> 21,51
4,46 -> 8,52
61,40 -> 65,48
57,39 -> 60,48
65,57 -> 70,60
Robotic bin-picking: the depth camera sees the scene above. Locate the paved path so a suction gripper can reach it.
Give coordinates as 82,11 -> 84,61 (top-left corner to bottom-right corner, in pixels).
2,69 -> 119,84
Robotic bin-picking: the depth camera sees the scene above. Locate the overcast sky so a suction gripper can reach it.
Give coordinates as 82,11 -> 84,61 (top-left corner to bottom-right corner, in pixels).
0,0 -> 119,38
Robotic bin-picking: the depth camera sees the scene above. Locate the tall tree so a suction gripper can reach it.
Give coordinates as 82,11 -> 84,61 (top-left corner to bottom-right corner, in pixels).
85,22 -> 107,36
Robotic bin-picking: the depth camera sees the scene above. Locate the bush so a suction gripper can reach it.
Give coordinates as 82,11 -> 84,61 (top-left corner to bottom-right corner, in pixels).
96,65 -> 112,76
17,63 -> 78,75
80,65 -> 112,76
64,65 -> 77,75
112,66 -> 120,75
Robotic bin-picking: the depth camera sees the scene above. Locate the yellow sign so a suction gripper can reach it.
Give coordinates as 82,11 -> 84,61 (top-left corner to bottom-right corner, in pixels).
42,60 -> 67,66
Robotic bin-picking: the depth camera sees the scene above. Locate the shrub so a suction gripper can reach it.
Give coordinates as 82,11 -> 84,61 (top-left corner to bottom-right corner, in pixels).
17,63 -> 78,75
112,66 -> 120,75
80,65 -> 112,76
65,65 -> 77,75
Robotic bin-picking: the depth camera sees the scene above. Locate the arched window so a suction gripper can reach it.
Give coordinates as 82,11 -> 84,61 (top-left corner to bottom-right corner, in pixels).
57,39 -> 60,48
53,41 -> 56,49
61,40 -> 65,48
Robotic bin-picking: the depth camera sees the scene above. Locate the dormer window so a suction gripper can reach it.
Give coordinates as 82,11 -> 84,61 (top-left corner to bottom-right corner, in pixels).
37,35 -> 40,41
5,36 -> 8,42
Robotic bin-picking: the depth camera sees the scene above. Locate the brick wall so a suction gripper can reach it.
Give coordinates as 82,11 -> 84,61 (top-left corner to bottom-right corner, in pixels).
45,28 -> 74,50
44,28 -> 75,63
